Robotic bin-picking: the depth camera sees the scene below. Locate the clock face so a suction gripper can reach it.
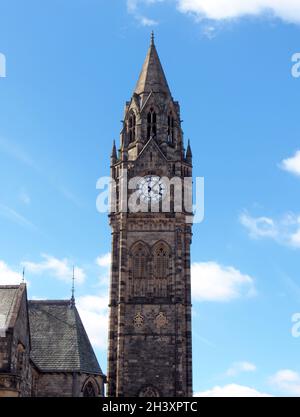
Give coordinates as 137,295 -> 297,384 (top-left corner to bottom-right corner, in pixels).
138,176 -> 166,203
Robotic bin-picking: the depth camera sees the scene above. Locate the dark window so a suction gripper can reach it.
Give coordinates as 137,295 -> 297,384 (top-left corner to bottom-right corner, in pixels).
168,113 -> 175,143
155,246 -> 168,279
16,343 -> 25,374
147,108 -> 157,139
153,243 -> 170,297
132,243 -> 148,297
133,245 -> 148,280
83,382 -> 96,397
128,113 -> 136,143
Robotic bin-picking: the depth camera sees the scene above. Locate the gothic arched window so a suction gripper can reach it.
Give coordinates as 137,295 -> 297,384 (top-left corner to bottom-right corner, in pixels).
128,113 -> 136,143
83,381 -> 96,397
168,112 -> 175,143
153,242 -> 170,297
147,108 -> 157,139
132,242 -> 149,296
16,343 -> 25,374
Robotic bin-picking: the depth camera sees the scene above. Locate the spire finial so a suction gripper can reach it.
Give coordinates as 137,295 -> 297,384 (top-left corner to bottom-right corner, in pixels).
111,139 -> 117,162
151,31 -> 155,46
186,139 -> 192,162
71,266 -> 75,307
22,267 -> 25,284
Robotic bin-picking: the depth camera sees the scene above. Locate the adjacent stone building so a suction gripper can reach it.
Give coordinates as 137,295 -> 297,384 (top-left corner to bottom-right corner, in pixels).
0,284 -> 105,397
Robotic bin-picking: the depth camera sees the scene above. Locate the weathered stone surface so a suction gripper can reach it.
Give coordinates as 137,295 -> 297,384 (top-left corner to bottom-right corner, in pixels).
0,285 -> 105,397
107,35 -> 193,397
0,285 -> 32,397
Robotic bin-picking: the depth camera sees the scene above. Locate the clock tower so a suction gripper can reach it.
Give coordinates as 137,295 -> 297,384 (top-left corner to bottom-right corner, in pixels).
107,33 -> 193,397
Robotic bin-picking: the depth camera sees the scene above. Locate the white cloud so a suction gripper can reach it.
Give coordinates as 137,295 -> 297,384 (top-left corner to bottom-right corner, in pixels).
127,0 -> 139,13
191,261 -> 256,302
0,260 -> 23,285
96,253 -> 111,286
128,0 -> 300,25
76,294 -> 108,350
240,212 -> 278,239
290,229 -> 300,247
226,361 -> 257,377
140,16 -> 159,26
269,369 -> 300,396
195,383 -> 272,397
127,0 -> 159,26
96,253 -> 111,268
176,0 -> 300,24
22,254 -> 86,284
280,150 -> 300,177
240,211 -> 300,249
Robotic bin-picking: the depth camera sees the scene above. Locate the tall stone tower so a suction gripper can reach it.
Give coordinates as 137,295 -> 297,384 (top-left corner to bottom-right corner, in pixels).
107,33 -> 193,397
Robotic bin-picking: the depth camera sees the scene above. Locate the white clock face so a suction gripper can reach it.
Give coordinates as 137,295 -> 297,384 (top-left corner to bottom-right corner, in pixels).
138,176 -> 166,203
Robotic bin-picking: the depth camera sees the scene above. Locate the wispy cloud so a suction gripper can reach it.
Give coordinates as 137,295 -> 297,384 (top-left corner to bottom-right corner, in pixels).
0,137 -> 36,169
0,137 -> 82,209
19,189 -> 31,205
0,203 -> 36,230
240,212 -> 278,239
58,185 -> 85,209
195,383 -> 272,397
22,254 -> 86,284
191,261 -> 256,302
140,16 -> 159,26
226,361 -> 257,377
127,0 -> 159,26
280,150 -> 300,178
240,211 -> 300,249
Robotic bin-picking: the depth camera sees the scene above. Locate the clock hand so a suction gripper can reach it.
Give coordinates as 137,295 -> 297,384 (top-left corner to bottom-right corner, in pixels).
152,178 -> 161,188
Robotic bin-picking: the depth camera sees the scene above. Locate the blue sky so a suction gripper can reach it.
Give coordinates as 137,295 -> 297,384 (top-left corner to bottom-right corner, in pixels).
1,0 -> 300,396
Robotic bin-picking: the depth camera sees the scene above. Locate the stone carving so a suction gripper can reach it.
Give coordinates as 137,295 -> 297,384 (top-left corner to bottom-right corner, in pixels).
138,386 -> 160,397
133,312 -> 144,328
155,312 -> 168,329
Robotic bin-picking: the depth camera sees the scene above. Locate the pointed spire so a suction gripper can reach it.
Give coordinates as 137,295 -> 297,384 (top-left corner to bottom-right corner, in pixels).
134,32 -> 171,96
70,266 -> 75,308
186,140 -> 192,163
111,139 -> 117,162
22,267 -> 25,284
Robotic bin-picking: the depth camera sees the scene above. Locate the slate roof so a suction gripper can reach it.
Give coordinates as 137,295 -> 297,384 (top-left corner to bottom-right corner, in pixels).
28,300 -> 103,375
0,285 -> 25,331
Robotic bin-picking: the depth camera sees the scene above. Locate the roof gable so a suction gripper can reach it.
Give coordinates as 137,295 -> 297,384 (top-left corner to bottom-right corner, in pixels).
0,284 -> 26,332
28,300 -> 102,375
136,137 -> 167,163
